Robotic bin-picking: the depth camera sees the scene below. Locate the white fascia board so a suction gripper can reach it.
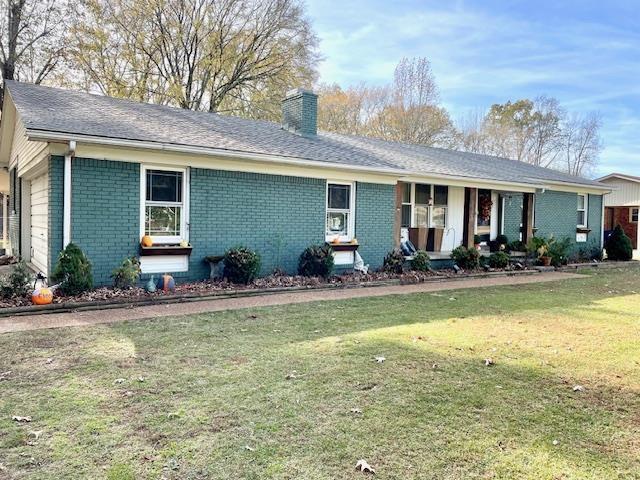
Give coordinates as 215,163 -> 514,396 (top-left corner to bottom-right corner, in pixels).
27,129 -> 407,177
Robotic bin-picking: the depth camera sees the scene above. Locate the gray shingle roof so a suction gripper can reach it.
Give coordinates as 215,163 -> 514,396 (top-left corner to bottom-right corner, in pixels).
6,81 -> 606,189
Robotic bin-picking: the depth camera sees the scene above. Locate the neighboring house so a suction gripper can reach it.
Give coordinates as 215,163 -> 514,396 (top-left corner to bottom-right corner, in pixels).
0,81 -> 610,285
597,173 -> 640,259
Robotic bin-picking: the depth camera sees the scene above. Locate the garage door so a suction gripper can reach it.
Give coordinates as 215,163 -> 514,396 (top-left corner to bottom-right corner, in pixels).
30,173 -> 48,274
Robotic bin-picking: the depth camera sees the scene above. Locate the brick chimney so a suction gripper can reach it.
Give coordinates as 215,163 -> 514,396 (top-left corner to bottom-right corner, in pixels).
282,88 -> 317,136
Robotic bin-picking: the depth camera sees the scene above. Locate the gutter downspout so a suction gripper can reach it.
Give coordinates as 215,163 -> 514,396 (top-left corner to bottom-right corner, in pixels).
63,141 -> 76,247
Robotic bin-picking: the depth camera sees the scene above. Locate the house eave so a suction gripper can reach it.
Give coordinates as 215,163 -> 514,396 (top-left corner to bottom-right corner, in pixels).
27,128 -> 612,194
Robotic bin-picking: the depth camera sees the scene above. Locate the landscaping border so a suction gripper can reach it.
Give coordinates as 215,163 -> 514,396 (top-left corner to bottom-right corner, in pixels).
0,269 -> 541,318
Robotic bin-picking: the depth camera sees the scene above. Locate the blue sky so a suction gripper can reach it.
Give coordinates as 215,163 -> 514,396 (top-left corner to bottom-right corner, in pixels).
306,0 -> 640,177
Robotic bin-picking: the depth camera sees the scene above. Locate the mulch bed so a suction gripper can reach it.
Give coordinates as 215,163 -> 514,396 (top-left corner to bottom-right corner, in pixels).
0,269 -> 460,309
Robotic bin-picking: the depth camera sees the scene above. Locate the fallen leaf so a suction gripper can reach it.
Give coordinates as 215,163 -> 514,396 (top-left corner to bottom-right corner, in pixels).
28,430 -> 42,441
12,416 -> 32,422
45,358 -> 54,364
484,358 -> 494,367
572,385 -> 585,392
432,363 -> 439,370
0,371 -> 11,381
552,439 -> 559,446
114,378 -> 126,385
137,376 -> 145,383
350,408 -> 363,414
286,372 -> 298,380
244,445 -> 255,452
374,356 -> 385,363
355,459 -> 376,474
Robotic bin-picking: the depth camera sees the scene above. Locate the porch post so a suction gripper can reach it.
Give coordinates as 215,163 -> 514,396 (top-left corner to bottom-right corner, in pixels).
522,192 -> 535,244
394,182 -> 404,247
462,187 -> 477,248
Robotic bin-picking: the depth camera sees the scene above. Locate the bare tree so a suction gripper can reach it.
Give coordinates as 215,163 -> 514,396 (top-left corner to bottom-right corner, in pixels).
318,57 -> 457,148
0,0 -> 70,104
562,112 -> 602,177
70,0 -> 318,115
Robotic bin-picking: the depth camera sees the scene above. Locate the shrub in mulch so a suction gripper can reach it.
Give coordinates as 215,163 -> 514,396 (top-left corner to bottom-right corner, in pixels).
223,246 -> 261,284
605,225 -> 633,261
298,244 -> 334,278
382,249 -> 405,274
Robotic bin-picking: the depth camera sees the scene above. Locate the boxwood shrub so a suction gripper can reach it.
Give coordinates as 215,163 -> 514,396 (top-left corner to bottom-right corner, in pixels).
410,250 -> 431,272
223,246 -> 261,284
488,251 -> 510,269
298,244 -> 334,278
383,249 -> 405,274
450,246 -> 480,270
605,225 -> 633,261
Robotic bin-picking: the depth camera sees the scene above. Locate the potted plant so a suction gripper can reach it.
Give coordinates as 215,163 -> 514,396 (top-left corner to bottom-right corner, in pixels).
538,245 -> 552,266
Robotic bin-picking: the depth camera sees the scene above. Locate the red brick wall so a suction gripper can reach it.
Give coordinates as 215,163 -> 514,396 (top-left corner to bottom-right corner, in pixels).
609,206 -> 638,249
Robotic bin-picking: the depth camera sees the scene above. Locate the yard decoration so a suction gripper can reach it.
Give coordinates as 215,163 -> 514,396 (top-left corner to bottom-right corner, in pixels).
141,235 -> 153,247
478,194 -> 493,222
31,287 -> 53,305
145,275 -> 157,292
355,459 -> 376,474
159,274 -> 176,292
179,240 -> 189,248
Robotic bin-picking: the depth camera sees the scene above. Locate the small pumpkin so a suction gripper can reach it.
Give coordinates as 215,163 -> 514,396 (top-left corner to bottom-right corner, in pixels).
32,287 -> 53,305
141,235 -> 153,247
179,240 -> 189,248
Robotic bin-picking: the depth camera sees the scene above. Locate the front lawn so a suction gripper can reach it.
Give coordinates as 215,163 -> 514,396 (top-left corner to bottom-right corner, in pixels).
1,267 -> 639,479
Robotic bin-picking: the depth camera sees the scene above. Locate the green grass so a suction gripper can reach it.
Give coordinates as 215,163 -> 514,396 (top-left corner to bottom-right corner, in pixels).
1,267 -> 640,479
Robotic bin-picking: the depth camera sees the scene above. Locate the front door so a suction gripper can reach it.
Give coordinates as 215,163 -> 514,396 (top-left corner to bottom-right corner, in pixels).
477,189 -> 492,243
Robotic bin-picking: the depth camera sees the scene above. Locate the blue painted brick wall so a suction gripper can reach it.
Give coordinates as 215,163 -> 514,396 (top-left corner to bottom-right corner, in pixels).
355,182 -> 395,270
502,193 -> 523,242
48,156 -> 64,277
69,158 -> 140,285
188,169 -> 325,278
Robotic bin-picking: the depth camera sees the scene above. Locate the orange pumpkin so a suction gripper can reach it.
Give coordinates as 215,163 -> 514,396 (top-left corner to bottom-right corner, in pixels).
32,287 -> 53,305
141,235 -> 153,247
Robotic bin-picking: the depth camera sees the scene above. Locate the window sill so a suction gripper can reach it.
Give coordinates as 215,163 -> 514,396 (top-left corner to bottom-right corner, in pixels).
327,242 -> 359,252
140,244 -> 193,256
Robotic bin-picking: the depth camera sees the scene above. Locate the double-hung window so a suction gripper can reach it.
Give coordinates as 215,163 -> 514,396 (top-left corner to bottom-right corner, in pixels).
409,183 -> 449,229
326,182 -> 355,241
631,207 -> 639,223
142,166 -> 187,243
577,194 -> 587,227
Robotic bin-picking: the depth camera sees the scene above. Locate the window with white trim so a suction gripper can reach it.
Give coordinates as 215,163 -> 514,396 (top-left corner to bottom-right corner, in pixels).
142,166 -> 187,243
408,183 -> 448,229
326,182 -> 355,241
577,193 -> 587,227
401,183 -> 411,228
631,207 -> 639,223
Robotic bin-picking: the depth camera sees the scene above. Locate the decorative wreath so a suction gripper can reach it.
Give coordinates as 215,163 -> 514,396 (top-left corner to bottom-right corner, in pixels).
478,195 -> 493,221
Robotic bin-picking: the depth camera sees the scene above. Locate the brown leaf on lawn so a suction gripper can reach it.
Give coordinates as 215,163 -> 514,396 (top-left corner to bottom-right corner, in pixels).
573,385 -> 585,392
484,358 -> 494,366
12,416 -> 32,422
355,459 -> 376,474
114,378 -> 126,385
0,371 -> 11,381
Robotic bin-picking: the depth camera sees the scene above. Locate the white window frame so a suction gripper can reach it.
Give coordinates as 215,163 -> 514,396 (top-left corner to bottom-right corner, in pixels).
325,181 -> 356,242
140,164 -> 189,244
577,193 -> 588,228
408,183 -> 448,229
630,207 -> 639,223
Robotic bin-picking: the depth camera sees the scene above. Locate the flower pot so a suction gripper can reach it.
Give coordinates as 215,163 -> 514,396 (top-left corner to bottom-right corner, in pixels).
540,256 -> 552,266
